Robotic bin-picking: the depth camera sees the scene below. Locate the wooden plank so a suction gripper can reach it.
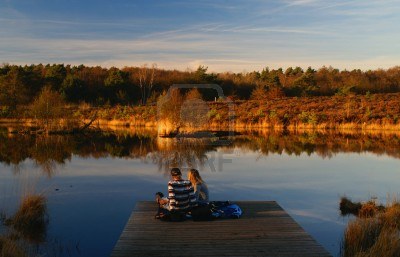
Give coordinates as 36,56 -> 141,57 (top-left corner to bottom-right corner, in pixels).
111,201 -> 332,257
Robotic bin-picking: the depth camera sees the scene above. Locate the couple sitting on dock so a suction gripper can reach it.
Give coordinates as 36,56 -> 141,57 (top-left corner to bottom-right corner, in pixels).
155,167 -> 242,221
155,167 -> 209,220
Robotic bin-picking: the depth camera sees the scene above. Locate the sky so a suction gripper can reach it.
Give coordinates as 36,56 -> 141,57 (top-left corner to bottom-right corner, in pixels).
1,0 -> 400,72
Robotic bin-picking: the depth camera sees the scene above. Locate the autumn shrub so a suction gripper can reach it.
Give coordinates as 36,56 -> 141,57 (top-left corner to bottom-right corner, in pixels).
157,89 -> 184,132
358,202 -> 379,218
31,86 -> 67,129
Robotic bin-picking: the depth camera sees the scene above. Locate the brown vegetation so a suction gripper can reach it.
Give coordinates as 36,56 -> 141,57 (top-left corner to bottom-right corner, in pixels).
0,236 -> 27,257
340,197 -> 400,257
7,91 -> 400,133
4,195 -> 48,243
2,63 -> 400,133
211,93 -> 400,130
0,194 -> 48,257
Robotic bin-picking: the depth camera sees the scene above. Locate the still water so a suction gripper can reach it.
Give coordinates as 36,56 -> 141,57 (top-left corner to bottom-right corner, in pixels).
1,128 -> 400,257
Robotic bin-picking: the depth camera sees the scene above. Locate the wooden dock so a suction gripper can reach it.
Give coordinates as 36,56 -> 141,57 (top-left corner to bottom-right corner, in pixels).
111,201 -> 332,257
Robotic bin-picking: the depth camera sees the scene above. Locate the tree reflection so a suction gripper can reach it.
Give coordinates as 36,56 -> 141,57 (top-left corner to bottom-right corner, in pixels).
1,128 -> 400,174
0,130 -> 159,176
231,130 -> 400,160
150,137 -> 217,173
31,136 -> 73,176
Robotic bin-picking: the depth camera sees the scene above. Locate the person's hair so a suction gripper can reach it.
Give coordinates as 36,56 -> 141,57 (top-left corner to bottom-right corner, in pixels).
188,169 -> 204,185
170,167 -> 181,177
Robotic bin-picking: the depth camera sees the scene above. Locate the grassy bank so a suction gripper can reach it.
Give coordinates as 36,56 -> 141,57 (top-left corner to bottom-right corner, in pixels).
2,93 -> 400,132
207,93 -> 400,131
340,197 -> 400,257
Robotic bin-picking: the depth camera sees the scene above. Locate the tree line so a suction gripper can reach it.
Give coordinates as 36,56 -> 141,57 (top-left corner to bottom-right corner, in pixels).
1,63 -> 400,112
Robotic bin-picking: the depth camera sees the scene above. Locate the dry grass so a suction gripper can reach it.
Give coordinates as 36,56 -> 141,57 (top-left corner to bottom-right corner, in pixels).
341,199 -> 400,257
358,202 -> 380,218
5,92 -> 400,133
5,195 -> 48,243
0,235 -> 27,257
12,195 -> 47,227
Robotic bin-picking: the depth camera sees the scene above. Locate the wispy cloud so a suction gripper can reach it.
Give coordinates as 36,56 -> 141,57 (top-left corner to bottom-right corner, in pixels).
315,1 -> 357,11
283,0 -> 321,7
213,26 -> 335,36
0,17 -> 153,27
0,0 -> 399,72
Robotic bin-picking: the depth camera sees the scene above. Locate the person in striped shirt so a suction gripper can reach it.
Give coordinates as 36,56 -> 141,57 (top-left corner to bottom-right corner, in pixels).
167,168 -> 197,211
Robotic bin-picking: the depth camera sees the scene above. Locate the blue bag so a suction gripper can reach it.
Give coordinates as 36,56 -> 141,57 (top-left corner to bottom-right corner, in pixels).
210,201 -> 243,219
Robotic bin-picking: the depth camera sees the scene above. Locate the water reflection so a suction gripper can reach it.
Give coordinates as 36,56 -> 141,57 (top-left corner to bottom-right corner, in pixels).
1,129 -> 400,174
151,137 -> 219,173
1,193 -> 81,257
0,130 -> 159,176
1,127 -> 400,256
233,130 -> 400,159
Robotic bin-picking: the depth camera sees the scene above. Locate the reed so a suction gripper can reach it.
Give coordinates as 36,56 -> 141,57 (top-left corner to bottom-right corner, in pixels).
341,198 -> 400,257
0,235 -> 27,257
5,194 -> 48,243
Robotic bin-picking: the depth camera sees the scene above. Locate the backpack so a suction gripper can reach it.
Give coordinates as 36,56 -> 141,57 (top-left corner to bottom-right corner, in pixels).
210,201 -> 243,219
191,204 -> 213,221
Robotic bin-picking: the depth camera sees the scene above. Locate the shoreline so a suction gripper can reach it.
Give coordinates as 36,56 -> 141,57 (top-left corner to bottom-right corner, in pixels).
2,93 -> 400,134
2,118 -> 400,134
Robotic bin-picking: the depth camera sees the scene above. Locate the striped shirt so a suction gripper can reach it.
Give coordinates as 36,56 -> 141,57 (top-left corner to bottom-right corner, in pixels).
168,179 -> 197,211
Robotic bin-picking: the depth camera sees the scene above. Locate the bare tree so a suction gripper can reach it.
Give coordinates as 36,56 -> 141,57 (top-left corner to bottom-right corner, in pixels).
31,86 -> 66,131
138,63 -> 157,105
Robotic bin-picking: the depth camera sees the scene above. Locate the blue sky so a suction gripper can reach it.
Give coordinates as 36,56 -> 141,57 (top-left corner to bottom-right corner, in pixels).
1,0 -> 400,72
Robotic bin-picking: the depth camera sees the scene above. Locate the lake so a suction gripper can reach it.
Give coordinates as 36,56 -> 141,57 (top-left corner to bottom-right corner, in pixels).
1,127 -> 400,257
